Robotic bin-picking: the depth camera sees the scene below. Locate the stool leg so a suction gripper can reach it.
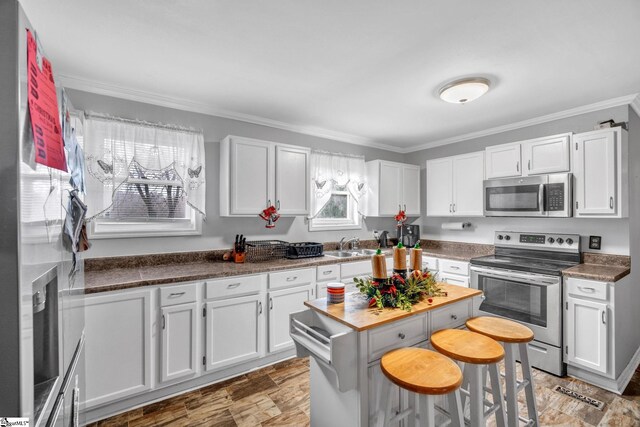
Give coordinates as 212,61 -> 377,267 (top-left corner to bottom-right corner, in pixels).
447,390 -> 464,427
418,394 -> 435,427
504,344 -> 519,427
405,389 -> 416,427
376,376 -> 392,427
488,362 -> 506,427
469,364 -> 485,427
519,342 -> 539,426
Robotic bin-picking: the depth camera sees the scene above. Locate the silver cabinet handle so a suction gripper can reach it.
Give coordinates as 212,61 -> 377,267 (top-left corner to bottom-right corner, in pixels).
449,204 -> 453,213
269,297 -> 273,310
404,204 -> 407,212
162,314 -> 166,330
267,199 -> 271,207
610,197 -> 614,209
169,292 -> 185,297
258,301 -> 262,315
322,270 -> 332,275
227,282 -> 241,289
398,332 -> 406,339
578,286 -> 596,293
452,203 -> 456,212
602,310 -> 606,324
450,266 -> 460,270
451,314 -> 458,320
516,161 -> 520,172
528,160 -> 531,170
277,200 -> 281,210
286,276 -> 298,282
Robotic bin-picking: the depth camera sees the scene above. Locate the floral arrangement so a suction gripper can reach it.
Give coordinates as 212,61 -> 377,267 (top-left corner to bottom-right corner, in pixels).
354,270 -> 447,312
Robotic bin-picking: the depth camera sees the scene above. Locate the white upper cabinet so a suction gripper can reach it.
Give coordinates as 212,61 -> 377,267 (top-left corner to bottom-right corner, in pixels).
485,143 -> 521,179
426,152 -> 484,217
574,127 -> 627,218
365,160 -> 421,217
220,136 -> 310,217
523,134 -> 571,175
485,133 -> 572,179
275,145 -> 310,215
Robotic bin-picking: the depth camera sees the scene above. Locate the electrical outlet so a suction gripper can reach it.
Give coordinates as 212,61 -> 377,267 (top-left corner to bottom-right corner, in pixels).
589,236 -> 602,250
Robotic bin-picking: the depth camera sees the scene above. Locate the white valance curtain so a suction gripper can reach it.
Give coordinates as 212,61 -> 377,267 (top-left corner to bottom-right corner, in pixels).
83,114 -> 206,220
309,150 -> 367,218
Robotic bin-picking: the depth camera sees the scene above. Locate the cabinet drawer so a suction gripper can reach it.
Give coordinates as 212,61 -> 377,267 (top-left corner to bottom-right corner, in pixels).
159,283 -> 197,306
368,315 -> 428,362
269,268 -> 314,289
431,301 -> 470,331
440,259 -> 469,275
423,256 -> 439,271
317,264 -> 340,282
206,275 -> 266,299
567,278 -> 608,301
439,272 -> 469,288
341,261 -> 371,281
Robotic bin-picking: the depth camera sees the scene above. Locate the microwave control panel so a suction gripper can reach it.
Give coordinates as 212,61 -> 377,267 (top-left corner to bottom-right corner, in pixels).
545,183 -> 565,211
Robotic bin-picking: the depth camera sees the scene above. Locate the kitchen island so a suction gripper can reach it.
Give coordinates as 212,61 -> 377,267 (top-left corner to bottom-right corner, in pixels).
291,284 -> 482,427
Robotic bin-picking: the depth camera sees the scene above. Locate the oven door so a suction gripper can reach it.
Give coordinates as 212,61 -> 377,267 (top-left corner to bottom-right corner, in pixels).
470,266 -> 561,346
484,176 -> 546,217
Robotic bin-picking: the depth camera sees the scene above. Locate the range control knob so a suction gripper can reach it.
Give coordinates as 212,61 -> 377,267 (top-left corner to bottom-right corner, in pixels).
504,235 -> 511,241
547,237 -> 555,244
566,238 -> 574,246
556,238 -> 564,245
497,235 -> 504,240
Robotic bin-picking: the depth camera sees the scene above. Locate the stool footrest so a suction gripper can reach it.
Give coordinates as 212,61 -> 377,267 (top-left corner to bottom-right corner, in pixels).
499,373 -> 531,392
388,408 -> 413,424
518,414 -> 535,426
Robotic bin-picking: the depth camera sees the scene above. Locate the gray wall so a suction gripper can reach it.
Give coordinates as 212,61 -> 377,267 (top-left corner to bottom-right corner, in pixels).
68,89 -> 406,258
404,105 -> 631,254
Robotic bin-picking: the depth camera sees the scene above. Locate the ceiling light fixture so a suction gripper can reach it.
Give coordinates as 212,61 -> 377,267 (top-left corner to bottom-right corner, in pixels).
439,77 -> 490,104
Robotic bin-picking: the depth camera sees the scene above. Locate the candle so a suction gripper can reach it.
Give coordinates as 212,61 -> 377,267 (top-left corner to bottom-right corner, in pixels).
371,249 -> 387,280
393,243 -> 407,271
410,245 -> 423,272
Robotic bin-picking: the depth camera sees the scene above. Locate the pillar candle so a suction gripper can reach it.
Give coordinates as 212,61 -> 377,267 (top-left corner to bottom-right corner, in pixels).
393,243 -> 407,271
371,249 -> 387,279
410,247 -> 423,272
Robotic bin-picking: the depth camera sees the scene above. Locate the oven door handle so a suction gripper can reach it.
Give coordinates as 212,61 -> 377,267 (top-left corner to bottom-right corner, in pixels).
471,266 -> 560,286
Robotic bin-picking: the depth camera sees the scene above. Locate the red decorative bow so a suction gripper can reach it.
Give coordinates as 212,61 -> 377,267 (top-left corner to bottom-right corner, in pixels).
259,205 -> 280,228
395,209 -> 407,224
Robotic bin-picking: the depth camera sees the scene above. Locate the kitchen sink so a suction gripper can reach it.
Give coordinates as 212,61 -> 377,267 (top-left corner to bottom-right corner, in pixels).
325,249 -> 378,258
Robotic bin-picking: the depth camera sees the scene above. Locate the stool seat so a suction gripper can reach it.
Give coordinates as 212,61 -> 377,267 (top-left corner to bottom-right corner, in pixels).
381,348 -> 462,395
466,316 -> 534,343
431,329 -> 505,365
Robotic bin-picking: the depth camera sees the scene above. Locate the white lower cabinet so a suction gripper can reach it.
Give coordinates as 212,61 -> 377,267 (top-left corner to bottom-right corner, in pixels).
566,297 -> 608,374
160,302 -> 198,383
268,285 -> 314,353
84,289 -> 153,408
204,293 -> 265,372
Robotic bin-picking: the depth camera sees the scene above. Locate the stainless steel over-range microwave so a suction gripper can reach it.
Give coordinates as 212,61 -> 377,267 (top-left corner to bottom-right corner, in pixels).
483,173 -> 572,217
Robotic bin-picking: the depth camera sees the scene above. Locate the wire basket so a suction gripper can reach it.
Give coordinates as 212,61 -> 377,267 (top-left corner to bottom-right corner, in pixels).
245,240 -> 289,262
287,242 -> 324,259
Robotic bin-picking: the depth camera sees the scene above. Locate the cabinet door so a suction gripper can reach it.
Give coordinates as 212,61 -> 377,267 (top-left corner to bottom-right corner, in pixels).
368,363 -> 401,426
84,290 -> 152,408
452,152 -> 484,216
402,165 -> 421,216
378,162 -> 402,215
230,138 -> 272,215
566,297 -> 608,374
268,286 -> 313,353
574,129 -> 617,216
426,158 -> 453,216
485,144 -> 521,178
205,295 -> 264,371
523,134 -> 570,175
160,303 -> 198,383
275,145 -> 310,215
438,272 -> 469,288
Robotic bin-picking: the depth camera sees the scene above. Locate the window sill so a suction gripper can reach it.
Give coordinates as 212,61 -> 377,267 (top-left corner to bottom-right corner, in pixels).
89,217 -> 202,239
308,221 -> 362,232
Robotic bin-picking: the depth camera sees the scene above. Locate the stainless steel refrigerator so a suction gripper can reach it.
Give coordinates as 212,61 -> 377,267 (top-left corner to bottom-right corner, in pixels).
0,1 -> 86,426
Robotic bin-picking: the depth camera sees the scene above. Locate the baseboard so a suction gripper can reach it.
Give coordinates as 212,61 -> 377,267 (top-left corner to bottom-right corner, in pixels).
567,345 -> 640,395
83,349 -> 296,425
616,345 -> 640,392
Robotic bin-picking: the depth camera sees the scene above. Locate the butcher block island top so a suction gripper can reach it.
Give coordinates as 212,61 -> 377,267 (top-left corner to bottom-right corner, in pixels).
304,283 -> 482,331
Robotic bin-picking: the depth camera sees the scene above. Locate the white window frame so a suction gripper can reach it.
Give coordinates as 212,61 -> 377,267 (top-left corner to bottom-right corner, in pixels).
308,188 -> 362,232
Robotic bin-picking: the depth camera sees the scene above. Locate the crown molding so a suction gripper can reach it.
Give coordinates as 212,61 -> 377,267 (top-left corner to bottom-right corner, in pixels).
630,94 -> 640,117
57,74 -> 405,153
403,93 -> 640,153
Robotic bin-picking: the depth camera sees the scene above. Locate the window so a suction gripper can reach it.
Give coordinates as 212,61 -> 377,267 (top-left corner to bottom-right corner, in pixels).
309,184 -> 362,231
84,115 -> 205,238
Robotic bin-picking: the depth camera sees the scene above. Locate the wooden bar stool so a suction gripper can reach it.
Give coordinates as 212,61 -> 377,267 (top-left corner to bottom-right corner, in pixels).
466,316 -> 538,427
430,329 -> 507,427
376,348 -> 464,427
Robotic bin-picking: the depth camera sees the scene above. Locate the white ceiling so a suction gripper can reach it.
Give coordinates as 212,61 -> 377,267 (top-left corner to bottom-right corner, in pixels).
20,0 -> 640,152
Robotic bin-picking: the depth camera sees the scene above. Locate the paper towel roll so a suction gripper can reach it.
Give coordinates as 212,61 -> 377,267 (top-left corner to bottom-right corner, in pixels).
441,222 -> 471,230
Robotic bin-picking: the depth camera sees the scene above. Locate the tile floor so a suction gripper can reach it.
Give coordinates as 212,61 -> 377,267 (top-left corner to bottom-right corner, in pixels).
89,357 -> 640,426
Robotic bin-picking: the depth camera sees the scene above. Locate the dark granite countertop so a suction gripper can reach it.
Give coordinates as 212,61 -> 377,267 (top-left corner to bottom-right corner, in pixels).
84,240 -> 494,294
562,253 -> 631,282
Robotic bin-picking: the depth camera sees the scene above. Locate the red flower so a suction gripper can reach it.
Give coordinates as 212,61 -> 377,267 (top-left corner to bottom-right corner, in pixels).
388,285 -> 397,296
369,297 -> 377,307
427,298 -> 433,304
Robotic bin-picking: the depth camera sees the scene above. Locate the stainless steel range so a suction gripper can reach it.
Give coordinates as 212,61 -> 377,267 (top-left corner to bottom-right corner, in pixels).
470,231 -> 580,376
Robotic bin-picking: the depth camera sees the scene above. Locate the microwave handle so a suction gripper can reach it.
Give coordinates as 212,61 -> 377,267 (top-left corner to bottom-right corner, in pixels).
538,184 -> 545,215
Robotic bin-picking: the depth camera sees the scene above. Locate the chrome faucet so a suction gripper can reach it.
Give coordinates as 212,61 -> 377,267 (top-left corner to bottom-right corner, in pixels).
339,236 -> 360,251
